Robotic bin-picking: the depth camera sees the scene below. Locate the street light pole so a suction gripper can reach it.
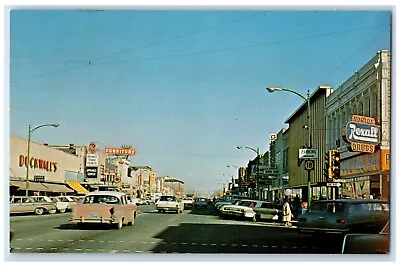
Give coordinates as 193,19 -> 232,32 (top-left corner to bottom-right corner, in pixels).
237,146 -> 261,200
227,165 -> 240,195
25,123 -> 59,197
266,87 -> 312,208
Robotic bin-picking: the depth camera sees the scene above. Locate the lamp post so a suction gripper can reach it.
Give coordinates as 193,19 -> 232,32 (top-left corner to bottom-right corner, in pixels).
266,87 -> 312,208
227,165 -> 240,195
25,123 -> 59,197
237,146 -> 261,200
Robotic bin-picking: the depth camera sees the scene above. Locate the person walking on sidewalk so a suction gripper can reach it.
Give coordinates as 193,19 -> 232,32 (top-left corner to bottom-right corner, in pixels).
282,196 -> 293,227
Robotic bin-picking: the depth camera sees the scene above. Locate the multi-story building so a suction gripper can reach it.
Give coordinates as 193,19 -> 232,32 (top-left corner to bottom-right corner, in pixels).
163,178 -> 184,198
285,85 -> 333,202
325,50 -> 391,200
271,128 -> 289,201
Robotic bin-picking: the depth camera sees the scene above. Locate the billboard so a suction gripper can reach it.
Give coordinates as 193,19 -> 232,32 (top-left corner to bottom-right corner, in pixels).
105,147 -> 136,155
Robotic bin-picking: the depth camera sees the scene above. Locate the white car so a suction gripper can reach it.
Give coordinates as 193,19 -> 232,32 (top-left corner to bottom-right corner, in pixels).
155,195 -> 184,213
50,196 -> 78,212
182,197 -> 195,208
220,200 -> 279,222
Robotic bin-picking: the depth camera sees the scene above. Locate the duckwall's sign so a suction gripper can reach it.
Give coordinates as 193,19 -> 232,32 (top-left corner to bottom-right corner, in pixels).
343,115 -> 380,153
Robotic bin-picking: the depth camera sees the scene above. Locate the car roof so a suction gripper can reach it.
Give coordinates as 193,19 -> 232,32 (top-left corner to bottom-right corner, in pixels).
85,191 -> 126,197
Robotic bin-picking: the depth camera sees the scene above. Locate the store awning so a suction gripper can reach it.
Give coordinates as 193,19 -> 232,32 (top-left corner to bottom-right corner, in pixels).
66,181 -> 89,194
42,183 -> 74,193
10,180 -> 48,191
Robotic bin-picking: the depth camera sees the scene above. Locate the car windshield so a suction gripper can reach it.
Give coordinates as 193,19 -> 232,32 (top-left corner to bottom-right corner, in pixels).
160,196 -> 176,201
84,195 -> 120,204
310,202 -> 345,213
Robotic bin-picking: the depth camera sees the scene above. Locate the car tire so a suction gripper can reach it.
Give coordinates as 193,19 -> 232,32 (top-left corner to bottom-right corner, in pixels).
252,214 -> 261,222
116,219 -> 123,230
34,207 -> 44,215
59,209 -> 66,213
77,222 -> 83,229
48,209 -> 57,214
127,212 -> 135,226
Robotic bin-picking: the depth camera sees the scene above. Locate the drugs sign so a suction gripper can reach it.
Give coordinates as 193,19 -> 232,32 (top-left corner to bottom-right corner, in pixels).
344,115 -> 380,154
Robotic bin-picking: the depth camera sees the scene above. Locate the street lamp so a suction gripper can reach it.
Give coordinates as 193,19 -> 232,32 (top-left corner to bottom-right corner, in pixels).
237,146 -> 261,200
227,165 -> 241,195
266,86 -> 312,207
25,123 -> 59,196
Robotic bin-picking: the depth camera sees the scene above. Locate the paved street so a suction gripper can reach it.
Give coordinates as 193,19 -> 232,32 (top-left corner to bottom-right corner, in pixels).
10,204 -> 344,254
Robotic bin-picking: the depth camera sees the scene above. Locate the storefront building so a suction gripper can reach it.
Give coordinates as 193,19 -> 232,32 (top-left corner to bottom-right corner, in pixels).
285,85 -> 333,202
325,50 -> 391,200
10,135 -> 90,196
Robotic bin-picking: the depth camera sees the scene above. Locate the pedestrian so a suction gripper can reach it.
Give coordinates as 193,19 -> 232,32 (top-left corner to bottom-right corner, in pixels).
282,196 -> 293,227
293,194 -> 301,219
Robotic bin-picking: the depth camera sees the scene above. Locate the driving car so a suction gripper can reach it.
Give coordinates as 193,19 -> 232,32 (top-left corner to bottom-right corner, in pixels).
193,197 -> 208,208
70,191 -> 137,229
341,220 -> 390,254
182,197 -> 195,208
296,199 -> 389,235
9,196 -> 57,215
155,195 -> 184,213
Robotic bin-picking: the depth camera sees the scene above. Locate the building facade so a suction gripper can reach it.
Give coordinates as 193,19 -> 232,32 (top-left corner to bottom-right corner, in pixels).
10,136 -> 90,196
325,50 -> 391,200
285,85 -> 333,202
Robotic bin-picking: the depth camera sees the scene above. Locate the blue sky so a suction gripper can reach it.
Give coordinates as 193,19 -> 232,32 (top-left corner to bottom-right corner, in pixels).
8,9 -> 391,194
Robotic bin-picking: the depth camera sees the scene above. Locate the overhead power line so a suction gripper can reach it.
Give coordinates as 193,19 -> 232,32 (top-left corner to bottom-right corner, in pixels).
92,24 -> 390,66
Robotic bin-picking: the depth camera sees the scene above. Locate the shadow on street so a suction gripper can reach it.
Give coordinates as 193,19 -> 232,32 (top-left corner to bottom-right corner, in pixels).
150,222 -> 344,254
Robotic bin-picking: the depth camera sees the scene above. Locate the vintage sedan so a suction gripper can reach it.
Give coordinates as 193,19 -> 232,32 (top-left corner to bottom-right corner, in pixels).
220,199 -> 258,221
296,199 -> 389,235
155,195 -> 184,213
341,220 -> 390,254
70,191 -> 137,229
10,196 -> 57,215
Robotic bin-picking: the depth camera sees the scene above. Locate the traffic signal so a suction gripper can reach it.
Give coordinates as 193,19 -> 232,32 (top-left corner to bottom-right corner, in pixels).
100,164 -> 105,176
331,149 -> 340,180
324,151 -> 330,180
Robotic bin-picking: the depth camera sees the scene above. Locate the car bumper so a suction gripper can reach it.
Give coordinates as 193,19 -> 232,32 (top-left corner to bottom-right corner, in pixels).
70,218 -> 114,224
156,207 -> 179,211
296,226 -> 349,235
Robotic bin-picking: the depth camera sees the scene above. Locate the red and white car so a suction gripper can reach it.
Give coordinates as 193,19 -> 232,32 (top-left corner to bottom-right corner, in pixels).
70,191 -> 137,229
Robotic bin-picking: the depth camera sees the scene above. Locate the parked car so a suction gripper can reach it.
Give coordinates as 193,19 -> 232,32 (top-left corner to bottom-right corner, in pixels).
155,195 -> 184,213
70,191 -> 137,229
141,197 -> 154,205
193,197 -> 208,208
252,201 -> 280,222
296,199 -> 389,235
341,220 -> 390,254
47,196 -> 70,213
220,199 -> 259,221
215,199 -> 240,210
54,196 -> 80,212
9,196 -> 57,215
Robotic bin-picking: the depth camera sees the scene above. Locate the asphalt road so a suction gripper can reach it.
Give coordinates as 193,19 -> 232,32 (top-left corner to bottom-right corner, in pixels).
9,203 -> 345,255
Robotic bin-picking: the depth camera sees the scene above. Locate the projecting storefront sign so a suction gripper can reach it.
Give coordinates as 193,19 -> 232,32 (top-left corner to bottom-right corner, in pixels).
298,149 -> 319,159
85,166 -> 98,178
344,115 -> 380,153
86,154 -> 99,167
105,147 -> 137,155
